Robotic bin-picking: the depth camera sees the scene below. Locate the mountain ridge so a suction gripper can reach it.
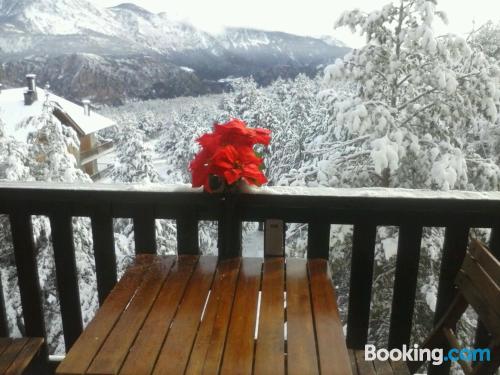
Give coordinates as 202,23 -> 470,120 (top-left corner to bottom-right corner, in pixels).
0,1 -> 350,104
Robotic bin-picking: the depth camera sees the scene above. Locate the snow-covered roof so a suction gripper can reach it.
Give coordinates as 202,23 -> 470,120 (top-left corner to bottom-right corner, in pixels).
0,87 -> 115,142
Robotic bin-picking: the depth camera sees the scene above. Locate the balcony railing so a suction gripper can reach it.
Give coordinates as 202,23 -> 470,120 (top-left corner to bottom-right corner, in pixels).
0,182 -> 499,374
79,141 -> 114,165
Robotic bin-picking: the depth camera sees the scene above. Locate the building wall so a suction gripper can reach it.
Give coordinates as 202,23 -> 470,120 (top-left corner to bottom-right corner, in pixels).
80,134 -> 98,176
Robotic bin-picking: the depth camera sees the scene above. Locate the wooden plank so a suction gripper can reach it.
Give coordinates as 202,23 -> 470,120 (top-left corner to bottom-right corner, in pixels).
220,258 -> 262,375
133,206 -> 156,254
4,337 -> 43,375
407,294 -> 468,374
348,350 -> 359,375
0,338 -> 12,356
468,240 -> 500,283
152,256 -> 218,374
388,225 -> 422,349
119,256 -> 198,375
286,259 -> 319,375
56,255 -> 155,375
389,360 -> 411,375
254,258 -> 285,375
87,257 -> 175,375
456,271 -> 500,338
177,214 -> 200,255
0,338 -> 28,374
475,227 -> 500,349
49,212 -> 83,351
347,223 -> 376,349
373,357 -> 394,375
309,259 -> 353,375
354,350 -> 376,375
9,212 -> 47,340
307,221 -> 330,259
461,253 -> 500,315
185,258 -> 241,375
90,208 -> 117,305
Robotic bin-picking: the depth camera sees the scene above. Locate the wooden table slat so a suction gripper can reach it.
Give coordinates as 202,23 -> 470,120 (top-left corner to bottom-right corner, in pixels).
373,357 -> 395,375
87,257 -> 175,375
220,258 -> 262,375
349,350 -> 359,375
185,258 -> 241,375
389,360 -> 411,375
56,255 -> 157,375
309,259 -> 353,375
0,338 -> 28,374
119,255 -> 199,375
0,338 -> 12,356
286,258 -> 320,375
254,257 -> 285,375
5,338 -> 44,375
354,350 -> 376,375
152,256 -> 218,375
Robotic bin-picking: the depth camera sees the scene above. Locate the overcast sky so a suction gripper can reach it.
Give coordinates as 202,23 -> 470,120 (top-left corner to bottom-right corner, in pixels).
91,0 -> 500,47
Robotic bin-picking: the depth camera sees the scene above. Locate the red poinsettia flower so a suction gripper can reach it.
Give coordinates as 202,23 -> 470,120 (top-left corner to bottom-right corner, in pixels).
211,145 -> 267,186
189,148 -> 211,188
190,118 -> 271,192
213,118 -> 271,147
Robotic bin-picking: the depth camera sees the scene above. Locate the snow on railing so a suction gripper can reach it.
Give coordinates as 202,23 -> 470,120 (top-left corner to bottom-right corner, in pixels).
1,181 -> 500,201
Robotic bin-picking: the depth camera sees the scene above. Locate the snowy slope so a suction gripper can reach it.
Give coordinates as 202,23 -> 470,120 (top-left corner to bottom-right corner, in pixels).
0,0 -> 349,102
0,0 -> 123,35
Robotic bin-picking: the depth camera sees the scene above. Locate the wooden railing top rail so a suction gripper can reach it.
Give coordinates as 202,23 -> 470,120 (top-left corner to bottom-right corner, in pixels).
1,181 -> 500,200
1,182 -> 500,227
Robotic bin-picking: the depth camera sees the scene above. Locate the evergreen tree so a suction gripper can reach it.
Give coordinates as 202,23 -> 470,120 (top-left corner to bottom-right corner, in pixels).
0,116 -> 31,339
111,124 -> 159,184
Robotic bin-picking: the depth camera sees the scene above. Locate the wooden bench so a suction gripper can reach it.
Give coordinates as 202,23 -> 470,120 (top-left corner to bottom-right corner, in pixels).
57,255 -> 352,374
349,239 -> 500,375
0,337 -> 44,375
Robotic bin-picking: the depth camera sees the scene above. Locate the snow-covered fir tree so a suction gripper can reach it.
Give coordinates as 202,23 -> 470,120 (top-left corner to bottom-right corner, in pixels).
111,124 -> 162,274
1,96 -> 98,354
28,99 -> 96,354
111,124 -> 159,184
322,0 -> 500,191
0,116 -> 31,340
311,0 -> 500,350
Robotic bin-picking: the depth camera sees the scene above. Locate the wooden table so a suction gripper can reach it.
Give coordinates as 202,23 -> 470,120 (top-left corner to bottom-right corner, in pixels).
0,337 -> 44,375
57,255 -> 352,375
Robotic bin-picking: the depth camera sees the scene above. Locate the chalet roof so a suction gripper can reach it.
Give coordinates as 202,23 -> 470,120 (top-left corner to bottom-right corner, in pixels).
0,87 -> 115,142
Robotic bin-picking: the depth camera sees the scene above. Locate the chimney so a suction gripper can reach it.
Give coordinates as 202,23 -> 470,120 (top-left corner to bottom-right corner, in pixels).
24,74 -> 38,105
82,99 -> 91,116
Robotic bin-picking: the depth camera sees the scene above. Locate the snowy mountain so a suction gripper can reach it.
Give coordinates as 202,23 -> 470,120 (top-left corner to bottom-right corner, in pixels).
0,0 -> 350,103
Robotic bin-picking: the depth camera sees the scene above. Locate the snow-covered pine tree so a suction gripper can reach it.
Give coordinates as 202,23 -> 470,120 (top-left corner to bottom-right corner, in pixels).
111,124 -> 159,184
470,21 -> 500,61
111,124 -> 178,272
21,97 -> 97,354
323,0 -> 500,191
0,116 -> 31,339
307,0 -> 500,349
155,105 -> 225,255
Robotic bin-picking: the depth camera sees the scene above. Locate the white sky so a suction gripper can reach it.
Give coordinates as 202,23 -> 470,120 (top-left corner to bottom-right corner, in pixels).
91,0 -> 500,47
